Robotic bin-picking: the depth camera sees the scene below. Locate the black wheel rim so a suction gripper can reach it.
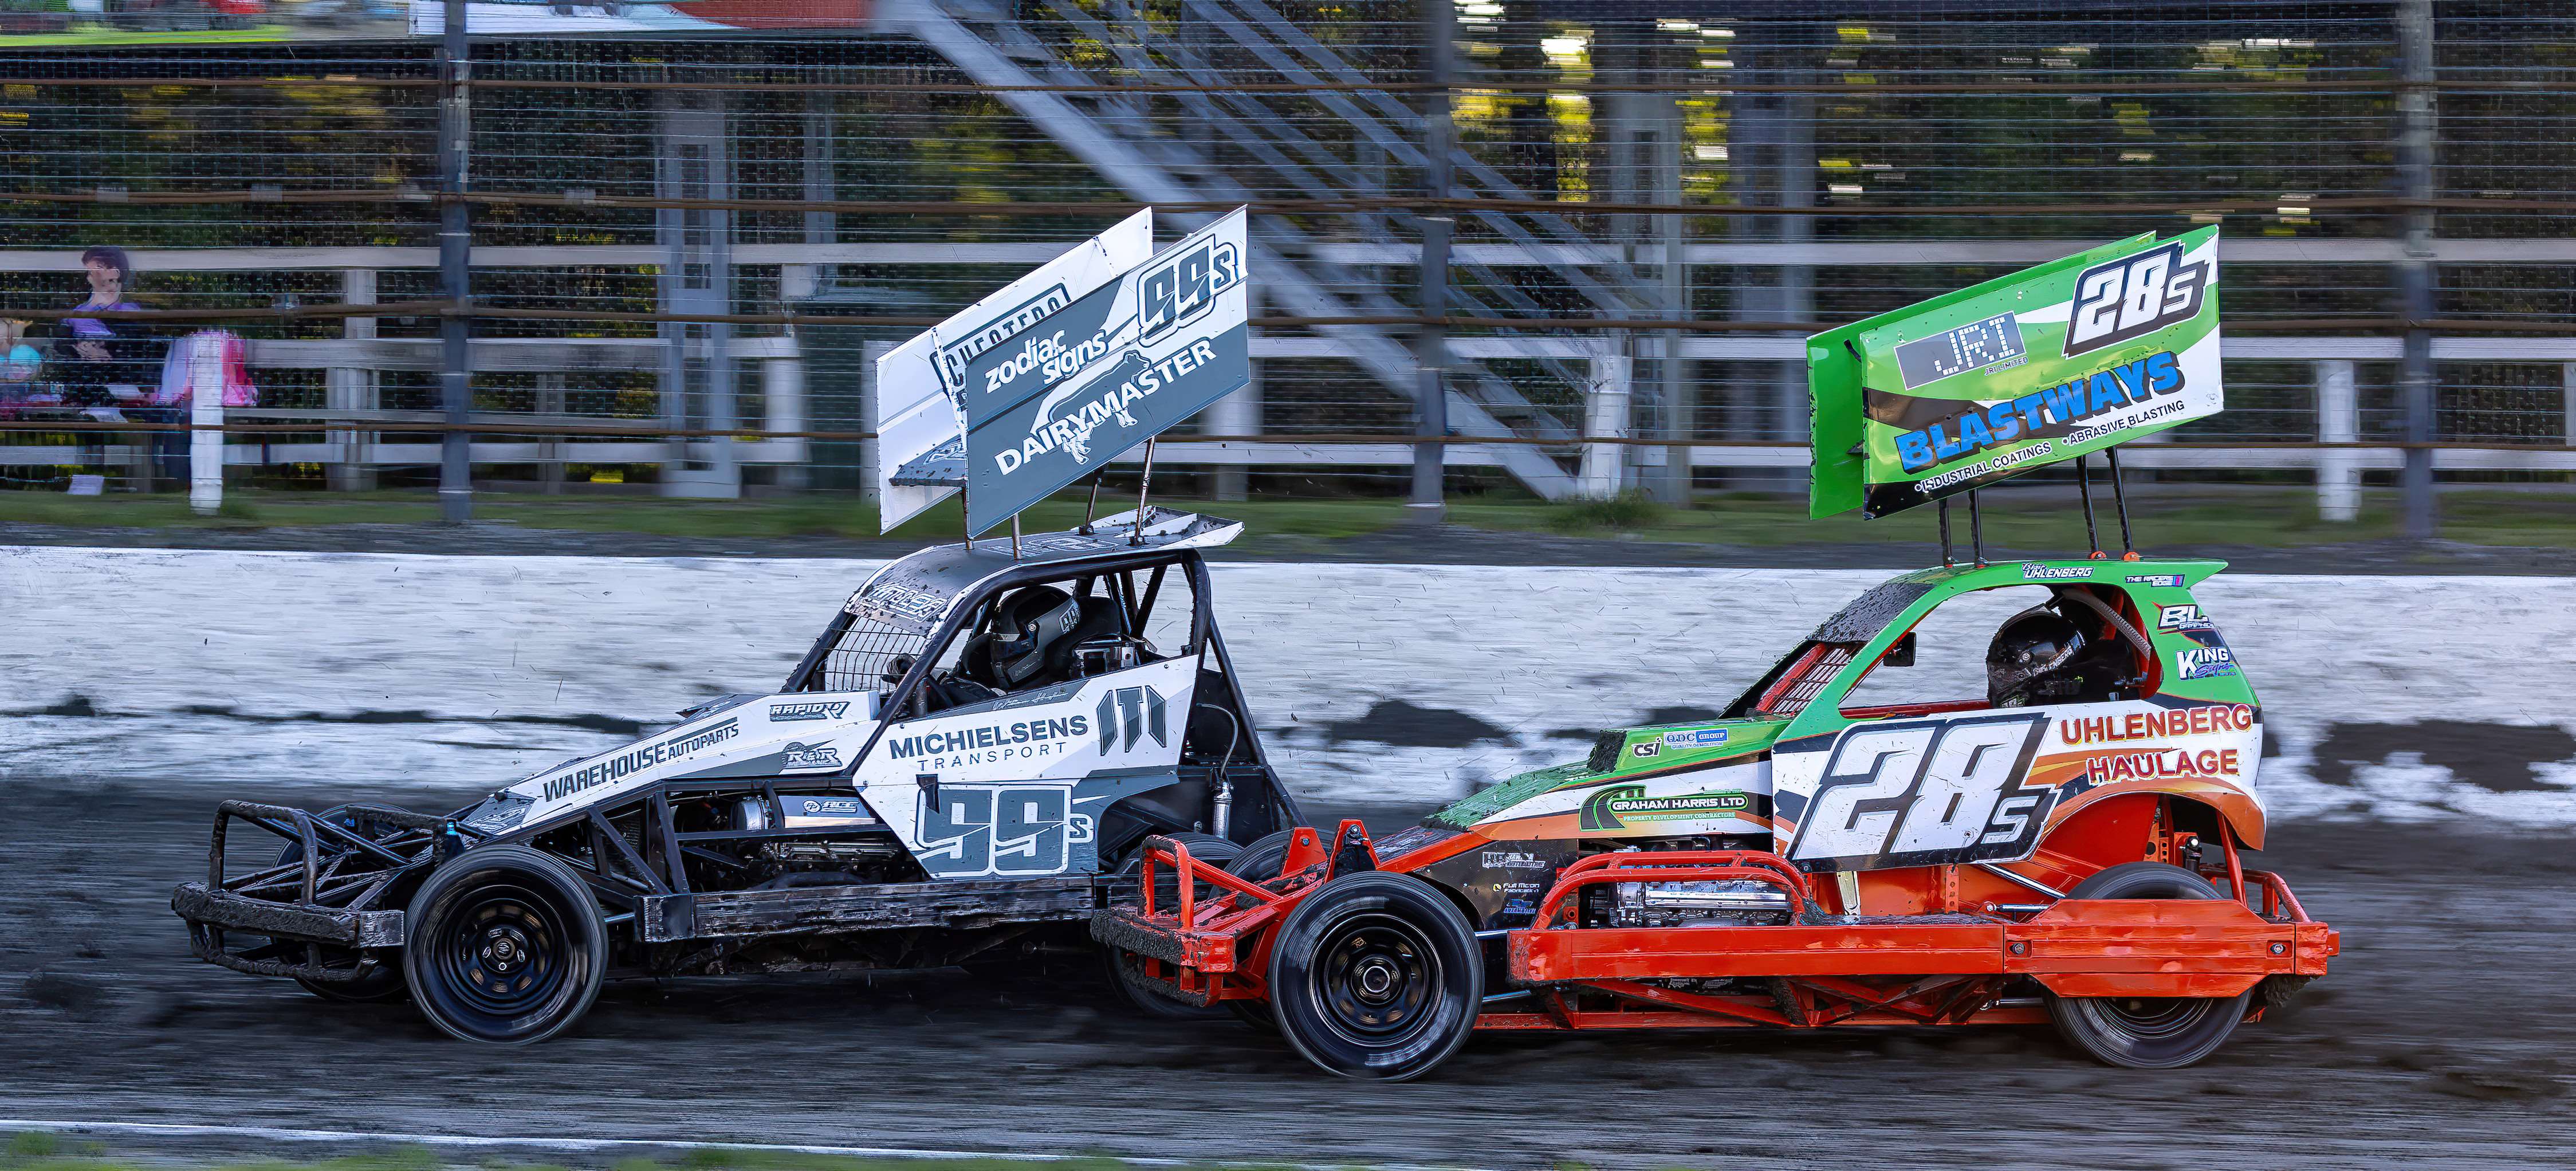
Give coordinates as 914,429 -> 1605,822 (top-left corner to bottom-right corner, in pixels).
2093,995 -> 2214,1042
427,883 -> 568,1031
1309,913 -> 1440,1048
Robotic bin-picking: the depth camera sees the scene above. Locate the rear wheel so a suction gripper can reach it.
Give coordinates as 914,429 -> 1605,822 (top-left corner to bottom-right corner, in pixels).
1099,832 -> 1238,1019
2045,861 -> 2252,1069
1268,871 -> 1481,1081
403,846 -> 605,1045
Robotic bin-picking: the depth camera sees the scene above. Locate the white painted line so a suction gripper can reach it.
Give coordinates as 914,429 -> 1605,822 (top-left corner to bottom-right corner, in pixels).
0,1119 -> 1487,1171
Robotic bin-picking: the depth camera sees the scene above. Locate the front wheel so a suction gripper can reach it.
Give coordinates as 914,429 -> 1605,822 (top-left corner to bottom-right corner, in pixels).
1268,871 -> 1481,1081
402,846 -> 605,1045
2044,861 -> 2252,1068
281,805 -> 413,1004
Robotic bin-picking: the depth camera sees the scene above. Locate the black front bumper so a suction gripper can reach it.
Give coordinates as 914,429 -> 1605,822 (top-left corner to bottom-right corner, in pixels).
172,799 -> 442,983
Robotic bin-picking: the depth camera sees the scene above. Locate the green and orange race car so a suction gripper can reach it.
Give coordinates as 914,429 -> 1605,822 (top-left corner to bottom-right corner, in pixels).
1094,555 -> 2338,1080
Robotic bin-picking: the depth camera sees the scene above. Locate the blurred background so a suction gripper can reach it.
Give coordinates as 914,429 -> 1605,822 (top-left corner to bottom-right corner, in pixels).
0,0 -> 2566,548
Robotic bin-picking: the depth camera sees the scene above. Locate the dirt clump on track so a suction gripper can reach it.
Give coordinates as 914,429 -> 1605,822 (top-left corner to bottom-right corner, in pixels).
3,777 -> 2569,1169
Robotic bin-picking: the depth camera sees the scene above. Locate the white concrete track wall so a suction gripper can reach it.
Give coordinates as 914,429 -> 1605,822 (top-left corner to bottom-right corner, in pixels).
3,548 -> 2569,828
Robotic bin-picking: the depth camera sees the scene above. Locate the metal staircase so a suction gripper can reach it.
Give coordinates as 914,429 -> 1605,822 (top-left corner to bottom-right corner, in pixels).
896,0 -> 1666,499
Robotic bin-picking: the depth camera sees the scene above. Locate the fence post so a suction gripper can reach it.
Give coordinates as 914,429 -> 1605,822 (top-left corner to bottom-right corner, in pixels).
2563,362 -> 2574,446
1410,0 -> 1453,525
1581,349 -> 1633,497
762,356 -> 807,474
2315,360 -> 2359,521
327,268 -> 377,492
1412,215 -> 1450,522
436,0 -> 473,522
1208,359 -> 1259,501
2395,0 -> 2438,539
188,333 -> 222,516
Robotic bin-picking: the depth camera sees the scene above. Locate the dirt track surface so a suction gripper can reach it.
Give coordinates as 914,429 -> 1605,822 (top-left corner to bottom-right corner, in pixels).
4,777 -> 2570,1170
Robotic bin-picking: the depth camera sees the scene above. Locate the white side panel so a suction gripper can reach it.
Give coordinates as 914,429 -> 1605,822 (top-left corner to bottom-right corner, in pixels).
1774,698 -> 2262,871
509,691 -> 879,824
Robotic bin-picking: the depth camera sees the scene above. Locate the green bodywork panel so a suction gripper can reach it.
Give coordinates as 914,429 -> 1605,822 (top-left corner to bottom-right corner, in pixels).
1779,556 -> 2261,746
1423,717 -> 1788,830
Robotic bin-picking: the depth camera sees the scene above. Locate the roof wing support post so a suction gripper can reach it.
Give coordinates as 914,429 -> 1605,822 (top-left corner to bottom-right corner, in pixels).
1130,435 -> 1158,545
2105,445 -> 2137,559
2075,452 -> 2102,558
1936,497 -> 1953,567
1967,489 -> 1985,567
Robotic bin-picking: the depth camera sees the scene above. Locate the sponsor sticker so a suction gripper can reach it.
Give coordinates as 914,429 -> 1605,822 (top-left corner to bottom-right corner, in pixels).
1661,728 -> 1732,749
1631,740 -> 1662,759
2125,573 -> 2185,588
2022,564 -> 2091,581
1579,785 -> 1752,832
886,713 -> 1091,768
1481,850 -> 1550,870
2056,703 -> 2256,746
2156,603 -> 2217,632
799,797 -> 867,816
781,742 -> 844,771
770,700 -> 853,722
541,718 -> 741,804
2176,646 -> 2239,680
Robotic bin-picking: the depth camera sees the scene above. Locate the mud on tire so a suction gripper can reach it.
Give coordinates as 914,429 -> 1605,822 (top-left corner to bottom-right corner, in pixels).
402,845 -> 606,1045
1267,871 -> 1481,1081
2044,860 -> 2253,1069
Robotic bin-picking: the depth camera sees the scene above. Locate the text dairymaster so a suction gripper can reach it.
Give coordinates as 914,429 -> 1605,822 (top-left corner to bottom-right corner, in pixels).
542,718 -> 741,803
992,338 -> 1222,476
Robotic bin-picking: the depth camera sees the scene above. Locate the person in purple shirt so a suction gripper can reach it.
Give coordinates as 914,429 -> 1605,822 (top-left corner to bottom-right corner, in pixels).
57,245 -> 178,485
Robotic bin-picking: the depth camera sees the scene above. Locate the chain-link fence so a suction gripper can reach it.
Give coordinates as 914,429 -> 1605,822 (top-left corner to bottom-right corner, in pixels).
0,0 -> 2565,525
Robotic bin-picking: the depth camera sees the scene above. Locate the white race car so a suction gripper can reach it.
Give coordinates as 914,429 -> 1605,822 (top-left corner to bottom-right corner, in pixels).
173,509 -> 1304,1043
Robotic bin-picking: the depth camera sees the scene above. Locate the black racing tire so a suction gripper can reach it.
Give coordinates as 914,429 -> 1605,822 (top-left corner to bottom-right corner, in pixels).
402,846 -> 606,1045
1100,832 -> 1240,1019
1267,871 -> 1481,1081
279,805 -> 411,1004
1218,837 -> 1300,1032
2045,861 -> 2252,1069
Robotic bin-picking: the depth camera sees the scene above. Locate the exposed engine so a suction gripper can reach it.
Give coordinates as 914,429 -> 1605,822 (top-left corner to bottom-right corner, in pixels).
1603,878 -> 1794,928
1576,837 -> 1793,929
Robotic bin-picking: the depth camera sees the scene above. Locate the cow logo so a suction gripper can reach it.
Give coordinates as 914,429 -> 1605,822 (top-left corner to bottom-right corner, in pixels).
781,742 -> 843,771
1096,685 -> 1170,754
1139,234 -> 1244,344
770,700 -> 852,722
2064,241 -> 2211,357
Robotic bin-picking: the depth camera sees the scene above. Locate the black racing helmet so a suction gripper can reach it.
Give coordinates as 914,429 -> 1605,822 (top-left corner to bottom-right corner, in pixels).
987,586 -> 1081,686
1987,604 -> 2088,708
